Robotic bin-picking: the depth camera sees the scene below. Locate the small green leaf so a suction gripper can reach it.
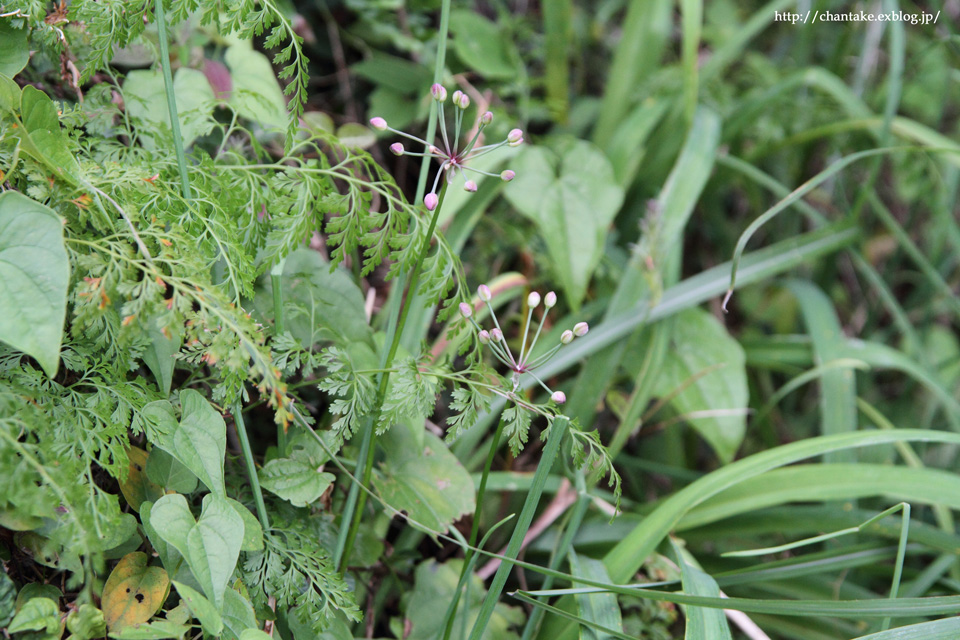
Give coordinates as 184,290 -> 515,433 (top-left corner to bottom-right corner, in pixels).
227,499 -> 264,551
569,552 -> 623,640
108,619 -> 192,639
375,431 -> 475,534
171,580 -> 223,637
101,552 -> 169,632
0,571 -> 15,627
671,540 -> 732,640
145,448 -> 198,495
221,587 -> 258,640
0,21 -> 29,77
504,140 -> 624,308
449,10 -> 519,79
142,324 -> 182,396
66,604 -> 107,640
653,308 -> 748,463
0,191 -> 70,377
225,44 -> 287,129
259,454 -> 334,508
174,390 -> 227,496
8,596 -> 59,635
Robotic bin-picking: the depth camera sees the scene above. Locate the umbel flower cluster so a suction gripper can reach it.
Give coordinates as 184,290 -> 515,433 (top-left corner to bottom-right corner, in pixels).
370,84 -> 522,210
460,286 -> 588,404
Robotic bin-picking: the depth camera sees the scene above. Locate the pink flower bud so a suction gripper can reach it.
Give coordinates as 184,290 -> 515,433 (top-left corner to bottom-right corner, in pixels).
507,128 -> 523,145
500,170 -> 515,182
459,302 -> 473,319
574,322 -> 589,337
481,111 -> 493,125
429,145 -> 442,155
544,291 -> 557,308
431,83 -> 447,102
560,330 -> 573,344
478,284 -> 492,302
528,291 -> 541,308
491,328 -> 503,342
551,391 -> 566,404
451,91 -> 470,109
478,330 -> 490,344
464,180 -> 478,192
424,193 -> 439,211
369,117 -> 387,131
451,90 -> 463,106
389,142 -> 404,156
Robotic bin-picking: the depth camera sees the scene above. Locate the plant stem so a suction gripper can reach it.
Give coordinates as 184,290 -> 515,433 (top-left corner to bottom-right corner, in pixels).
442,415 -> 507,640
337,183 -> 448,571
233,402 -> 270,531
153,0 -> 192,201
270,259 -> 287,453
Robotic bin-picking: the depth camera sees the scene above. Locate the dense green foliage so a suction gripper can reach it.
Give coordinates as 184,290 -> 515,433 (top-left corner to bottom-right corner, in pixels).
0,0 -> 958,639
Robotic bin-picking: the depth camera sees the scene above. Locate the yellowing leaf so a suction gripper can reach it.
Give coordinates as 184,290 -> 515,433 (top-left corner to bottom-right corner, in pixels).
118,447 -> 163,512
102,552 -> 170,631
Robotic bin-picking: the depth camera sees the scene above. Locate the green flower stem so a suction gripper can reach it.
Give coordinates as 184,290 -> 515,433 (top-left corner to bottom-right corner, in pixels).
468,417 -> 571,640
270,258 -> 287,453
338,183 -> 449,572
442,414 -> 508,640
153,0 -> 192,201
233,402 -> 270,531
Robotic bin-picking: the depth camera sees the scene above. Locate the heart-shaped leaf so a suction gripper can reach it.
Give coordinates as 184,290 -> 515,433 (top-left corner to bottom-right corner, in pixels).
173,390 -> 227,496
0,191 -> 70,377
505,140 -> 624,308
149,493 -> 243,610
259,453 -> 334,507
171,580 -> 223,637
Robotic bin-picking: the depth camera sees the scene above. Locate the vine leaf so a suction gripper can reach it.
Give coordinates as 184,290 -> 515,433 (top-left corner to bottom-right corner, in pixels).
149,493 -> 244,610
118,447 -> 163,512
172,390 -> 227,497
0,191 -> 70,377
259,453 -> 334,508
101,552 -> 170,632
171,580 -> 223,637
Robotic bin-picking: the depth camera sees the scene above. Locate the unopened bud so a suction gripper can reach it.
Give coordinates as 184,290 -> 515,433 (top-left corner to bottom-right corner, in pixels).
478,330 -> 490,344
424,193 -> 439,211
389,142 -> 404,156
500,170 -> 515,182
544,291 -> 557,308
459,302 -> 473,318
528,291 -> 541,308
478,284 -> 492,302
369,117 -> 387,131
451,90 -> 464,106
561,330 -> 574,344
431,83 -> 447,102
491,328 -> 503,342
551,391 -> 566,404
507,129 -> 523,145
481,111 -> 493,125
464,180 -> 478,192
454,91 -> 470,109
573,322 -> 589,337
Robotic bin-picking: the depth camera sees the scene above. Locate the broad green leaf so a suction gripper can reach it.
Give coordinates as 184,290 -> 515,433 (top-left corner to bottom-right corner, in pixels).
8,596 -> 59,635
226,499 -> 264,551
254,249 -> 372,347
505,140 -> 624,308
20,85 -> 80,178
404,559 -> 524,640
145,448 -> 198,495
66,603 -> 107,640
653,308 -> 747,463
351,52 -> 431,94
150,493 -> 243,611
259,454 -> 334,508
449,10 -> 518,79
375,431 -> 474,534
671,541 -> 732,640
140,500 -> 183,575
221,587 -> 258,640
0,191 -> 70,377
119,447 -> 163,512
101,552 -> 169,632
108,620 -> 192,639
142,324 -> 182,396
0,21 -> 29,77
336,122 -> 375,149
569,552 -> 623,640
238,630 -> 274,640
225,44 -> 287,129
124,68 -> 214,149
174,389 -> 227,496
852,617 -> 960,639
15,583 -> 61,609
172,580 -> 223,637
